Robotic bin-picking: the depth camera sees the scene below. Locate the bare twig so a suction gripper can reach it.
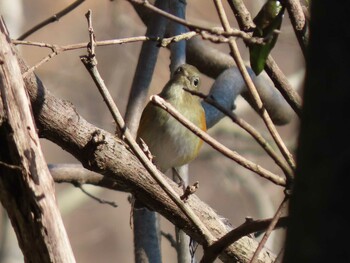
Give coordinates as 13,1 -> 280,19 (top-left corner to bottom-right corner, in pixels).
200,216 -> 288,263
185,88 -> 294,181
161,231 -> 177,248
14,32 -> 197,78
180,181 -> 199,201
85,10 -> 96,56
128,0 -> 265,45
74,183 -> 118,208
0,161 -> 22,171
80,10 -> 215,246
49,163 -> 126,191
151,95 -> 286,186
249,196 -> 289,263
265,56 -> 302,116
282,0 -> 308,57
213,0 -> 296,174
22,51 -> 58,79
226,0 -> 303,117
226,0 -> 255,31
13,32 -> 201,51
17,0 -> 86,40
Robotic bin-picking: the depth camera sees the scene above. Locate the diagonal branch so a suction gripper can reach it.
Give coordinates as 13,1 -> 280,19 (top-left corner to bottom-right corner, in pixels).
0,21 -> 76,263
213,0 -> 296,175
227,0 -> 303,117
249,196 -> 289,263
17,0 -> 86,40
128,0 -> 264,44
201,216 -> 288,263
151,95 -> 286,186
186,89 -> 294,179
282,0 -> 309,58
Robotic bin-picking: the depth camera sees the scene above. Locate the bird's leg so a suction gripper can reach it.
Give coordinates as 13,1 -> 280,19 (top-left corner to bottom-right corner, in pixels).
172,167 -> 186,191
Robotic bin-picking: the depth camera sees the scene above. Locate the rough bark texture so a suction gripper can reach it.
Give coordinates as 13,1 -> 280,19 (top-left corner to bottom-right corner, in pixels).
0,20 -> 76,263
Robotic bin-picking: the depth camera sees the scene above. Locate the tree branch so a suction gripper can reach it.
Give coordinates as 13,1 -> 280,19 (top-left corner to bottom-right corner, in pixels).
213,0 -> 296,174
17,0 -> 86,40
151,95 -> 286,186
282,0 -> 308,58
0,20 -> 76,263
226,0 -> 303,117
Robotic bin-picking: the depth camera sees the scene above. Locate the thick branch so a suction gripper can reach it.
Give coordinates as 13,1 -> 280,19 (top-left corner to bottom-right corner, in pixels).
0,21 -> 76,263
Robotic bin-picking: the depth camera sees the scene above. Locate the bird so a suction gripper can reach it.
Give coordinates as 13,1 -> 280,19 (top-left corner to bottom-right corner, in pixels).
137,64 -> 206,173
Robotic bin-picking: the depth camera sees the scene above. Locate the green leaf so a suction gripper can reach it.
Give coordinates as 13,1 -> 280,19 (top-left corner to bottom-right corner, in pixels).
249,0 -> 284,75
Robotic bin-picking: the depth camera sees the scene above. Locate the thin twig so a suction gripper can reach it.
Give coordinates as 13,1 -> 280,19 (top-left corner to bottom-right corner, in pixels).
161,231 -> 178,248
213,0 -> 296,174
0,160 -> 22,171
265,56 -> 302,116
282,0 -> 308,58
200,216 -> 288,263
17,0 -> 86,40
13,31 -> 199,51
85,10 -> 96,56
227,0 -> 303,117
74,183 -> 118,208
185,88 -> 294,181
249,196 -> 289,263
151,95 -> 286,186
22,52 -> 58,79
15,32 -> 197,78
128,0 -> 265,45
80,10 -> 215,246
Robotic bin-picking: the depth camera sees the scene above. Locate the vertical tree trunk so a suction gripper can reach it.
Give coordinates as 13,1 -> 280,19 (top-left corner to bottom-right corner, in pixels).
0,19 -> 76,263
284,1 -> 350,262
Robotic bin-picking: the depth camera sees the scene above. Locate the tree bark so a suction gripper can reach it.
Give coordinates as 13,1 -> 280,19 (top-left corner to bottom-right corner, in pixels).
0,19 -> 76,263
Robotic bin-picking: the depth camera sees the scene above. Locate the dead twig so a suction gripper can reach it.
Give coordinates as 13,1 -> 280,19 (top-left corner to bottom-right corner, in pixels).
213,0 -> 296,174
249,196 -> 289,263
227,0 -> 303,117
14,32 -> 198,78
128,0 -> 265,45
184,88 -> 294,182
200,216 -> 288,263
151,95 -> 286,186
17,0 -> 86,40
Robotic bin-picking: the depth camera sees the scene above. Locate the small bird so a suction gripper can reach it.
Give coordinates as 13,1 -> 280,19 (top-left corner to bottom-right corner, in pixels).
137,64 -> 206,173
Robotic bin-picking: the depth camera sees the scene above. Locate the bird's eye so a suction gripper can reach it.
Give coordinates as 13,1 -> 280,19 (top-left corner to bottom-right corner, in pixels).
192,77 -> 199,87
